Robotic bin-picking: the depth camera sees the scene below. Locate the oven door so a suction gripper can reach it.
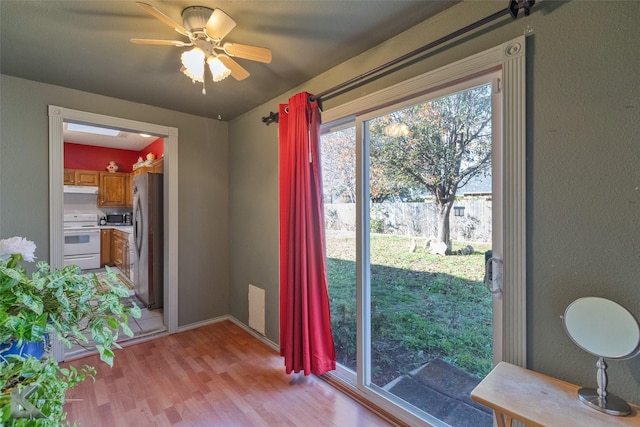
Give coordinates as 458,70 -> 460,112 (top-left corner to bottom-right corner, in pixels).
63,253 -> 100,270
63,228 -> 100,256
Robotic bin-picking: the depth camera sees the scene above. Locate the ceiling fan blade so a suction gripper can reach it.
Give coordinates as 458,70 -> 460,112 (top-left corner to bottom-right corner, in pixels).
205,9 -> 236,40
218,55 -> 250,81
136,2 -> 189,37
223,42 -> 272,64
130,38 -> 192,47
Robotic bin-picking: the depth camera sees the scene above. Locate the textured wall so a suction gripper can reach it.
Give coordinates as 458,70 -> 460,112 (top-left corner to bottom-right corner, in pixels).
228,0 -> 640,403
228,109 -> 280,342
523,0 -> 640,404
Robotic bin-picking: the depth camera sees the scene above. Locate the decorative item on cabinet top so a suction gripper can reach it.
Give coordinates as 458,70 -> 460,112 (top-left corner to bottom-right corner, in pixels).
106,160 -> 119,173
133,152 -> 158,170
132,156 -> 164,176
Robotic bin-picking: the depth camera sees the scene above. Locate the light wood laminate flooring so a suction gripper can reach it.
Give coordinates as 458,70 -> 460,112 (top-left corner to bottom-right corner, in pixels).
63,320 -> 392,426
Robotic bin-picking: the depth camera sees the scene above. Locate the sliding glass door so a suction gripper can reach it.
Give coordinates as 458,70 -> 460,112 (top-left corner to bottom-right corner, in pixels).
321,73 -> 506,426
363,80 -> 497,426
319,37 -> 527,426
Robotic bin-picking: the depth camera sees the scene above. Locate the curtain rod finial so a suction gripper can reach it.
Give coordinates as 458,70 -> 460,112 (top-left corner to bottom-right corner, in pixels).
262,111 -> 279,125
509,0 -> 535,19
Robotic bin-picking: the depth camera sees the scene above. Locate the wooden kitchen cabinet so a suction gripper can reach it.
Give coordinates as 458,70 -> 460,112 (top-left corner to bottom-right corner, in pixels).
111,229 -> 130,277
64,169 -> 75,185
104,228 -> 131,277
64,169 -> 99,186
99,172 -> 128,207
126,174 -> 133,208
76,170 -> 100,186
100,229 -> 112,267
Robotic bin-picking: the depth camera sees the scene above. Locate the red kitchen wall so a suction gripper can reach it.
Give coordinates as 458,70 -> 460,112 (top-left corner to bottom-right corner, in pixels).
64,137 -> 163,173
64,143 -> 140,173
142,137 -> 164,159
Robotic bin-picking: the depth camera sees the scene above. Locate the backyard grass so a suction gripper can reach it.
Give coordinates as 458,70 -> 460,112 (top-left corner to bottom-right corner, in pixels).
326,233 -> 493,386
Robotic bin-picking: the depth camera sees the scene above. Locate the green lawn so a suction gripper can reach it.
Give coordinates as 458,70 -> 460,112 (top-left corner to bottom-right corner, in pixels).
326,234 -> 493,386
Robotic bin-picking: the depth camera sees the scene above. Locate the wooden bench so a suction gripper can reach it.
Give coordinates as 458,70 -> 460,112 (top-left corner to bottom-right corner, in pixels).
470,362 -> 639,426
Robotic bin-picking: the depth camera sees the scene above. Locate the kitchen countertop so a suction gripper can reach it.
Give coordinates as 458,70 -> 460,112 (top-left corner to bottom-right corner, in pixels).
101,225 -> 133,233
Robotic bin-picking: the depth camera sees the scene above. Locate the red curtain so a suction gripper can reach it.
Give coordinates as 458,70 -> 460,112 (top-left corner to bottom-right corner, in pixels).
279,92 -> 336,376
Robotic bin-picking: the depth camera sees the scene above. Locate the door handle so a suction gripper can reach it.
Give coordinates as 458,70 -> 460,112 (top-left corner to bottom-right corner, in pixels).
64,255 -> 95,261
63,230 -> 100,236
484,256 -> 503,295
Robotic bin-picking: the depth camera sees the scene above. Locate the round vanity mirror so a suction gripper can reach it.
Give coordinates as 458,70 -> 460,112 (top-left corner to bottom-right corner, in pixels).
564,297 -> 640,359
563,297 -> 640,416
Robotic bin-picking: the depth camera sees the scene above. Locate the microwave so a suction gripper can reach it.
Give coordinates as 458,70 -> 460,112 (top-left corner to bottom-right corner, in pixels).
105,213 -> 131,225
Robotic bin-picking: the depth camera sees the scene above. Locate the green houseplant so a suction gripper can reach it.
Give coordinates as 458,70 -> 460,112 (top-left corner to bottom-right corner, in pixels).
0,236 -> 141,425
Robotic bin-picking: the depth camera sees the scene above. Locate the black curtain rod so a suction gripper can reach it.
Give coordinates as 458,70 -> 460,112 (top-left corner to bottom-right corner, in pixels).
262,0 -> 534,125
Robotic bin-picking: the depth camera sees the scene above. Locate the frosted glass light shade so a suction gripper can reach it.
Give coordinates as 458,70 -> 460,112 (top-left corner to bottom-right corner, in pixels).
207,56 -> 231,82
181,47 -> 205,82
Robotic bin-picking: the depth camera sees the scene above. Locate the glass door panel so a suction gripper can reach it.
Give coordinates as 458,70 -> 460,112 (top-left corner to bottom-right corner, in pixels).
320,68 -> 510,426
321,125 -> 358,376
366,83 -> 495,425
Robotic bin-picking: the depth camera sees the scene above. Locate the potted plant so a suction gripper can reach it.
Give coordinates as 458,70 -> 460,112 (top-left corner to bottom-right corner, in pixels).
0,236 -> 141,425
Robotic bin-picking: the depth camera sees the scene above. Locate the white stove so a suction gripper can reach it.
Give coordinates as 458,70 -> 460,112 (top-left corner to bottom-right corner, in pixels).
63,213 -> 100,270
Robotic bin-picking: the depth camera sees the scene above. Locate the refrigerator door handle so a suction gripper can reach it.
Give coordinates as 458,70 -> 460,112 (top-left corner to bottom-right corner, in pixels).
133,190 -> 143,258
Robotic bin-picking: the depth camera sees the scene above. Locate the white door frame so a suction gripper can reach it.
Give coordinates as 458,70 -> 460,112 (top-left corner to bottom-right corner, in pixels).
48,106 -> 179,360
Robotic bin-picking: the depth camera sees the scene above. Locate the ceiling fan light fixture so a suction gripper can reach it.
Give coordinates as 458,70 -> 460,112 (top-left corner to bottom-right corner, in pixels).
181,47 -> 205,82
132,3 -> 271,86
207,56 -> 231,82
180,66 -> 201,83
181,6 -> 213,33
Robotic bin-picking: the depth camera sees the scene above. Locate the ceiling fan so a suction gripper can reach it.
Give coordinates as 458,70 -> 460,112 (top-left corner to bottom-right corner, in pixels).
130,2 -> 272,92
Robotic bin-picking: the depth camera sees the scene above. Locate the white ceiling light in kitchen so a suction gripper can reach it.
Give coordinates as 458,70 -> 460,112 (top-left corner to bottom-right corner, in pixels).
66,123 -> 120,137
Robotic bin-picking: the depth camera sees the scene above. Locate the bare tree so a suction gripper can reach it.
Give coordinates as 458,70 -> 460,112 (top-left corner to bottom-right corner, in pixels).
369,84 -> 492,248
321,127 -> 356,203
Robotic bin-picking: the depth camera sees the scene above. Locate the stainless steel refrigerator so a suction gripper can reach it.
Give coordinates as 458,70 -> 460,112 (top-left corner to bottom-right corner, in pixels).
133,172 -> 163,309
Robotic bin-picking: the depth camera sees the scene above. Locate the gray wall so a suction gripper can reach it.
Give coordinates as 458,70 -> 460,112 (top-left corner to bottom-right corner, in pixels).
0,75 -> 229,327
228,116 -> 280,342
228,1 -> 640,403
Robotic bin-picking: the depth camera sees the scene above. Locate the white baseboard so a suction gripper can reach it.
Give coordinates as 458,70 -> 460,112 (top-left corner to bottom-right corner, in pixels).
177,315 -> 279,353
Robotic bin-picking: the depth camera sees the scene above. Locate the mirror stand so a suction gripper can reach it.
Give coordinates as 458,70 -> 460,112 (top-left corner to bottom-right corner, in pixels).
578,356 -> 631,416
563,296 -> 640,417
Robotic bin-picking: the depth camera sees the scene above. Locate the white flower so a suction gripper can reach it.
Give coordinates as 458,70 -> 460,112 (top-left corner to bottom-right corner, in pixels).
0,236 -> 37,262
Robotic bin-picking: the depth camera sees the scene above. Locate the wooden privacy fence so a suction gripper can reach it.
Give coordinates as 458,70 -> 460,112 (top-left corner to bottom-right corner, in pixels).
324,195 -> 492,243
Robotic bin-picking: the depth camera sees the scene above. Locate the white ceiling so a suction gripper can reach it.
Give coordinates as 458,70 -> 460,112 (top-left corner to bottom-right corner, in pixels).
1,1 -> 458,122
63,122 -> 158,151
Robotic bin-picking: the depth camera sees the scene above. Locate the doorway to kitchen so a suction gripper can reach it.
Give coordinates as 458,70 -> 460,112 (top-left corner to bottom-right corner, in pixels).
49,105 -> 179,362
